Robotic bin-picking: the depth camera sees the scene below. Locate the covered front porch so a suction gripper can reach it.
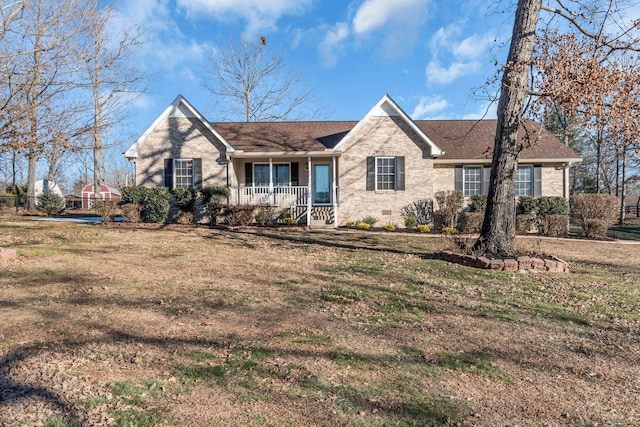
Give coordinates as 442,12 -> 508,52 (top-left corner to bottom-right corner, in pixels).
228,154 -> 340,227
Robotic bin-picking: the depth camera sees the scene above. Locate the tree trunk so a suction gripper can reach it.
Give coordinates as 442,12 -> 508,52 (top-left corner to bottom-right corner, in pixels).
618,146 -> 626,225
475,0 -> 542,257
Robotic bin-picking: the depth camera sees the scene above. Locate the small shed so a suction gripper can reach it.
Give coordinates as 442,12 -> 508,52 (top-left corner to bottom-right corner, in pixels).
81,184 -> 121,209
65,194 -> 83,210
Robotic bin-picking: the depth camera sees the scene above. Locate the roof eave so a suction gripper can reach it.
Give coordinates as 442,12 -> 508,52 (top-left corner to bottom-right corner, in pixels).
230,150 -> 341,158
433,157 -> 583,165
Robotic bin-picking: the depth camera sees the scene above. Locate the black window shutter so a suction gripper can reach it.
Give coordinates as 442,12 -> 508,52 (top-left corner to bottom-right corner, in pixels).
366,157 -> 375,191
245,162 -> 253,186
454,166 -> 463,192
533,165 -> 542,196
291,162 -> 299,186
395,156 -> 405,190
482,166 -> 491,195
164,159 -> 173,189
193,158 -> 202,189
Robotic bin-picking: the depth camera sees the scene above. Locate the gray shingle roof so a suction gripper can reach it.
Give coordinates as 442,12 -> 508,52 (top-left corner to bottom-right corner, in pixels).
210,119 -> 580,160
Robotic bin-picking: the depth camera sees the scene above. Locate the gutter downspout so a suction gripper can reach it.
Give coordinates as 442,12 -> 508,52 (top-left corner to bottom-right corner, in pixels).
332,156 -> 338,228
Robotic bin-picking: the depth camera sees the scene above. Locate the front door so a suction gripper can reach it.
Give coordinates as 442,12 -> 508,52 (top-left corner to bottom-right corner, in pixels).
312,164 -> 331,205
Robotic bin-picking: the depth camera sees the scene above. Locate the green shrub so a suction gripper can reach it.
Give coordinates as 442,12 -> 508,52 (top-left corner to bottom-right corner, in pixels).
401,199 -> 434,226
121,186 -> 147,205
95,200 -> 119,222
201,186 -> 230,225
172,187 -> 196,214
361,215 -> 378,226
517,196 -> 570,235
223,205 -> 255,226
381,223 -> 396,231
434,190 -> 463,229
143,187 -> 170,223
254,205 -> 275,226
0,194 -> 15,208
37,191 -> 64,216
572,193 -> 619,239
417,224 -> 431,233
459,212 -> 483,234
121,203 -> 142,223
404,215 -> 417,229
469,194 -> 487,213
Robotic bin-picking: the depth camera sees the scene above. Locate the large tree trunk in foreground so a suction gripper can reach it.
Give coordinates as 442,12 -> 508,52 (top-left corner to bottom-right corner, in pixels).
476,0 -> 542,257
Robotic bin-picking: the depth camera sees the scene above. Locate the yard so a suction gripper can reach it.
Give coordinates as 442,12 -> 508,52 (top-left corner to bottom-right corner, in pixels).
1,218 -> 639,426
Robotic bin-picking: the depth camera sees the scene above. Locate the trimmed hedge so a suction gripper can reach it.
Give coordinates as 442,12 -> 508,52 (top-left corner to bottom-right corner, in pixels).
143,187 -> 171,223
517,196 -> 570,235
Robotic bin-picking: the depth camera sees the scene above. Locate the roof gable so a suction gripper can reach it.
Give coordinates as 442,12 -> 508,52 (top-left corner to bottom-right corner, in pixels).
333,94 -> 444,156
123,95 -> 234,159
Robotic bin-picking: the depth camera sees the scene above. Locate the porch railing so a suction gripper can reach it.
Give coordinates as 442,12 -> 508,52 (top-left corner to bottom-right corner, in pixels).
230,186 -> 309,207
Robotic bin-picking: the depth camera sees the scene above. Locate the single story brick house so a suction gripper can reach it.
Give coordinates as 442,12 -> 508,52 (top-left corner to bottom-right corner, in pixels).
123,94 -> 581,227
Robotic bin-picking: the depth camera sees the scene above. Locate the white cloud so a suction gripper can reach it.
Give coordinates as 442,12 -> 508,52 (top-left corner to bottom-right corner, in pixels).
426,60 -> 480,85
176,0 -> 313,36
411,96 -> 450,119
453,33 -> 497,60
352,0 -> 427,34
318,22 -> 350,68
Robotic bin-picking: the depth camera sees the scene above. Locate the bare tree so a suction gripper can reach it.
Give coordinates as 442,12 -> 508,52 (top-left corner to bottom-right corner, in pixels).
78,0 -> 142,205
2,0 -> 88,210
476,0 -> 640,256
204,37 -> 315,122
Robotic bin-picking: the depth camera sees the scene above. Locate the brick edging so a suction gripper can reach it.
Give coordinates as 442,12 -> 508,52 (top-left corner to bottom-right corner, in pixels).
436,250 -> 570,273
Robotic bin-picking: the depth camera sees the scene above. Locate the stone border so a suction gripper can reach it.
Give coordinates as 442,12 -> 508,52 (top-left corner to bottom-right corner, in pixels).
437,250 -> 570,273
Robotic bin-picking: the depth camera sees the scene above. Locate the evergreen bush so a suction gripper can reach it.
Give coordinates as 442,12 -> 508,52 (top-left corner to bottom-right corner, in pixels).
37,191 -> 64,216
143,187 -> 170,223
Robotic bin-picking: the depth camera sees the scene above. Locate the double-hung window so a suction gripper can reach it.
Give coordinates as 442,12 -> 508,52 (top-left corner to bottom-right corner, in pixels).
366,156 -> 405,191
164,158 -> 202,189
174,159 -> 193,188
463,166 -> 482,197
456,164 -> 539,197
376,157 -> 395,191
252,163 -> 291,187
515,165 -> 533,197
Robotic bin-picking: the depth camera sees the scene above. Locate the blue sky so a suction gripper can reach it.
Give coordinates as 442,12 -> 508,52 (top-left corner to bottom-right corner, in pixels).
110,0 -> 640,147
113,0 -> 517,143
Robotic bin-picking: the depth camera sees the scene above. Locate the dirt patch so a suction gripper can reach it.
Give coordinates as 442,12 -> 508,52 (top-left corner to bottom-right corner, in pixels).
1,219 -> 639,426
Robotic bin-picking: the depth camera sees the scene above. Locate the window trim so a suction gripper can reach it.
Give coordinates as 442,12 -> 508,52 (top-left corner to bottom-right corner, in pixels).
515,165 -> 533,197
375,156 -> 396,191
173,158 -> 194,189
462,166 -> 482,197
252,162 -> 291,187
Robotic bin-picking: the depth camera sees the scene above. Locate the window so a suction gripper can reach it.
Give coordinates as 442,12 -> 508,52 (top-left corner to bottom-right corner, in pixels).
455,164 -> 539,198
463,166 -> 482,197
376,157 -> 395,190
515,165 -> 533,197
366,156 -> 405,191
174,159 -> 193,188
253,163 -> 290,187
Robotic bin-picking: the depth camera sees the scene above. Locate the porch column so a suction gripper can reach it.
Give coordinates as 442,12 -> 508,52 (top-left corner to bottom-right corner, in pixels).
268,157 -> 274,205
307,156 -> 312,227
332,156 -> 338,228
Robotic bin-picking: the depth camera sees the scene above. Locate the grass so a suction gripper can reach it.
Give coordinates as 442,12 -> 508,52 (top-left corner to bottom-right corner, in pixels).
1,218 -> 639,426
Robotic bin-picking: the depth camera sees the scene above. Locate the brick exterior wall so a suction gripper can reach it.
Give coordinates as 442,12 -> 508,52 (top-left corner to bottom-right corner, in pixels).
338,115 -> 435,226
135,117 -> 229,188
540,163 -> 566,197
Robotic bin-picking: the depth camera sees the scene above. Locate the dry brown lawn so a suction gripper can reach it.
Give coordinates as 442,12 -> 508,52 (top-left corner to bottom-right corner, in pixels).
1,218 -> 639,426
